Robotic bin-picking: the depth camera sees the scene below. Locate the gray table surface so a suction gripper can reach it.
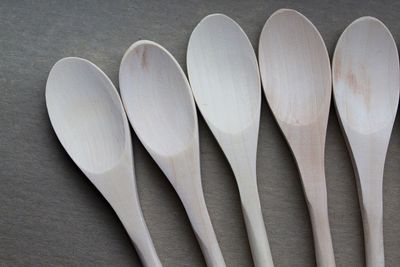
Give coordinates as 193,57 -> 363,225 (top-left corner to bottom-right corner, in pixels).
1,0 -> 400,266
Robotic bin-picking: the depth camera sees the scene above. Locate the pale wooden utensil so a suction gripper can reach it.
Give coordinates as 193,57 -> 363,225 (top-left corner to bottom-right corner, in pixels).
187,14 -> 273,267
332,17 -> 399,267
119,40 -> 226,267
45,57 -> 161,267
259,9 -> 335,266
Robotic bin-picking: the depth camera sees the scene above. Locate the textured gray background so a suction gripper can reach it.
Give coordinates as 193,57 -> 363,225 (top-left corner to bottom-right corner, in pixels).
1,0 -> 400,266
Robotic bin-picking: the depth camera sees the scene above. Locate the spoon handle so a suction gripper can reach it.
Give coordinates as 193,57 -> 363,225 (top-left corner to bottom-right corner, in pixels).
233,163 -> 273,266
299,162 -> 335,267
307,194 -> 335,267
119,194 -> 163,267
239,182 -> 274,267
356,162 -> 385,267
92,156 -> 162,267
178,179 -> 226,267
361,196 -> 384,267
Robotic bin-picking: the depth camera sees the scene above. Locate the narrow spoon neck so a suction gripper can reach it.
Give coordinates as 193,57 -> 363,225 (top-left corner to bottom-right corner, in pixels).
86,152 -> 162,267
153,142 -> 225,267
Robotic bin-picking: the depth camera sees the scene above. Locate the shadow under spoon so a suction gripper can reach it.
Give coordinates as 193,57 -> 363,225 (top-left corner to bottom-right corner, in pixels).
119,40 -> 226,267
45,57 -> 161,267
187,13 -> 274,267
333,17 -> 399,267
258,9 -> 335,266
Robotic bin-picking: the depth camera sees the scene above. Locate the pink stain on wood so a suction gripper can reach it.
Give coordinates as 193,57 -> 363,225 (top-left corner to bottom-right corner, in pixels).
346,66 -> 372,110
346,71 -> 359,92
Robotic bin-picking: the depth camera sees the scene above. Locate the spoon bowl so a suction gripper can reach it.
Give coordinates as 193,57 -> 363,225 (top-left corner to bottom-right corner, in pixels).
46,58 -> 126,173
120,43 -> 196,155
46,57 -> 161,267
333,17 -> 399,267
120,40 -> 226,267
187,14 -> 260,134
259,9 -> 334,266
333,17 -> 399,134
259,9 -> 331,126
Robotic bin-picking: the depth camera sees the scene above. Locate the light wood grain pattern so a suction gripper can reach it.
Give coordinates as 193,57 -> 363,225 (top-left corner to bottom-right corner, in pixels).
259,9 -> 335,267
187,14 -> 273,267
332,17 -> 399,267
119,40 -> 226,267
45,57 -> 161,267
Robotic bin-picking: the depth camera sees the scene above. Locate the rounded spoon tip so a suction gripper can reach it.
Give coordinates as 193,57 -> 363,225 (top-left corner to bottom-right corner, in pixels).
200,13 -> 229,20
122,40 -> 164,59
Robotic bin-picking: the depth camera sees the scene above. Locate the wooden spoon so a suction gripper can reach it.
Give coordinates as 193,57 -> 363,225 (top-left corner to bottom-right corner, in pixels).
187,14 -> 274,267
332,17 -> 399,267
119,40 -> 226,267
45,57 -> 161,267
258,9 -> 335,266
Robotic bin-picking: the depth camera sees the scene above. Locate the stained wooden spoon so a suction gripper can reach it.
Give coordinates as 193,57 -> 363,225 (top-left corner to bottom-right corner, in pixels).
187,14 -> 273,267
119,40 -> 226,267
259,9 -> 335,266
45,57 -> 161,267
333,17 -> 399,267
